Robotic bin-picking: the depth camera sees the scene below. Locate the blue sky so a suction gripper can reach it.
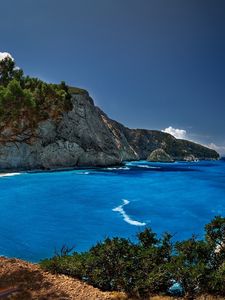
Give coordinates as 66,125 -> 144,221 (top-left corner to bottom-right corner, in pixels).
0,0 -> 225,154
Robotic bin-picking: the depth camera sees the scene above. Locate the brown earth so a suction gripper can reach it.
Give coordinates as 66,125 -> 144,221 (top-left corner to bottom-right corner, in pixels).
0,257 -> 121,300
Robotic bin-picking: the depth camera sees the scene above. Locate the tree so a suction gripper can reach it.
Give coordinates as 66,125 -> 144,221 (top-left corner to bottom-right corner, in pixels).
205,216 -> 225,250
137,228 -> 158,248
0,79 -> 35,109
0,57 -> 16,86
170,236 -> 211,299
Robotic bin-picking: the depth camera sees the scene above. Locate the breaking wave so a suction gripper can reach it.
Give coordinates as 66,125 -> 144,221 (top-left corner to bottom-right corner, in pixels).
106,167 -> 130,170
112,199 -> 146,226
136,165 -> 161,169
0,172 -> 21,178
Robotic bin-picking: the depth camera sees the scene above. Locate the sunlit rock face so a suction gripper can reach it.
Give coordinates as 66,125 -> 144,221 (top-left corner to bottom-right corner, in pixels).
0,92 -> 219,171
147,148 -> 174,162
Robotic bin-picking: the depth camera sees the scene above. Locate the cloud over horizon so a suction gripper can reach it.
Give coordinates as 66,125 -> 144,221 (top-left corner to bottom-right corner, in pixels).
162,126 -> 225,156
0,52 -> 13,61
162,126 -> 187,139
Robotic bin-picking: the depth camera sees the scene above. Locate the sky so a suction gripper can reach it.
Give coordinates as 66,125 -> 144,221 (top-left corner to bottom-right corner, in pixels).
0,0 -> 225,154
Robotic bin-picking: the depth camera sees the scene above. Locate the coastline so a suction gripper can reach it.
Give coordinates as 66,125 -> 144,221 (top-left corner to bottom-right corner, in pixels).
0,160 -> 223,300
0,157 -> 221,176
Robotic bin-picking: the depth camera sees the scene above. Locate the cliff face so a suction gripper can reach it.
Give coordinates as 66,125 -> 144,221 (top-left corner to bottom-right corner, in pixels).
0,92 -> 219,170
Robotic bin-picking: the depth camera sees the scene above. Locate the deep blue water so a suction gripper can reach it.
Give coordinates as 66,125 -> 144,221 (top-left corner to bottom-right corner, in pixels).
0,159 -> 225,262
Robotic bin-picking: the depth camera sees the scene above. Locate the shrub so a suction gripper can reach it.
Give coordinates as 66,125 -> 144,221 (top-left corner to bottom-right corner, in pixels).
40,217 -> 225,299
0,56 -> 74,143
40,232 -> 174,298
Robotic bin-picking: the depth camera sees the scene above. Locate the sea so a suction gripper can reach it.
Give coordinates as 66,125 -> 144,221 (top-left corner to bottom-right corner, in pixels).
0,159 -> 225,262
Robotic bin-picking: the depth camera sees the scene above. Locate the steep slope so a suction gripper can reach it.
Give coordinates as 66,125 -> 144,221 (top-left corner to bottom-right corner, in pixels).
0,257 -> 116,300
0,91 -> 219,171
98,109 -> 219,161
123,128 -> 219,161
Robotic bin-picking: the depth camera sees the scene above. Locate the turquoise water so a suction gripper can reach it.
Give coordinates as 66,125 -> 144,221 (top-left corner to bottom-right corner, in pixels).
0,159 -> 225,262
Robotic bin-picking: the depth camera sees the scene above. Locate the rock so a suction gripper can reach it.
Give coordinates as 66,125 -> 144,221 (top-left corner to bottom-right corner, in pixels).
0,91 -> 220,171
147,148 -> 174,162
37,119 -> 57,145
40,140 -> 84,168
183,154 -> 197,162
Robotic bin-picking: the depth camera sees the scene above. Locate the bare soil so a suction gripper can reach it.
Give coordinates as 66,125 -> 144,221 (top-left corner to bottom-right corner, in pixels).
0,257 -> 116,299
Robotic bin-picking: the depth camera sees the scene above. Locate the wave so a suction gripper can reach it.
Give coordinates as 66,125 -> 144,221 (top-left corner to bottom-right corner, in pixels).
0,172 -> 21,178
112,199 -> 146,226
73,170 -> 91,175
137,165 -> 161,169
106,167 -> 130,170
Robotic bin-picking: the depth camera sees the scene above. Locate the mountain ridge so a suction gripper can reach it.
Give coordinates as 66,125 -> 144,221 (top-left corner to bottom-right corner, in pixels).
0,90 -> 219,171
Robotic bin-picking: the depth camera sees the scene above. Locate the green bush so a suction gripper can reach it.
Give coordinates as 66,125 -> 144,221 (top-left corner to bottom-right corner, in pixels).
40,230 -> 174,298
0,56 -> 75,142
40,217 -> 225,299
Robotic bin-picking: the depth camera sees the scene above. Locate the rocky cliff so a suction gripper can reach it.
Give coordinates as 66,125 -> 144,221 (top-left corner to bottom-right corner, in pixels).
0,91 -> 219,170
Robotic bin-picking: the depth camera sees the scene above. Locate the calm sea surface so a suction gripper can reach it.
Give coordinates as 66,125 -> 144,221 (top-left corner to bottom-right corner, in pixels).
0,159 -> 225,262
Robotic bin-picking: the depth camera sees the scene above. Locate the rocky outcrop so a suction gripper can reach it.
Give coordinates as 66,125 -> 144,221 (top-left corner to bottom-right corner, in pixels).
0,91 -> 219,170
101,113 -> 219,161
147,148 -> 174,162
117,127 -> 219,161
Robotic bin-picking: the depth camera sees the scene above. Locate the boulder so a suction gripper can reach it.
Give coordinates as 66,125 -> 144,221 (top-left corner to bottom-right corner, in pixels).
147,148 -> 174,162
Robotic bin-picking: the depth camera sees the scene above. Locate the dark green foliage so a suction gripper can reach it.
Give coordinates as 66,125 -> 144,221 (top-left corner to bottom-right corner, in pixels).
0,57 -> 24,87
0,56 -> 76,142
137,227 -> 158,248
168,237 -> 211,299
0,79 -> 35,110
68,86 -> 88,95
40,217 -> 225,299
40,231 -> 173,298
204,216 -> 225,296
0,79 -> 37,140
205,216 -> 225,250
0,57 -> 17,86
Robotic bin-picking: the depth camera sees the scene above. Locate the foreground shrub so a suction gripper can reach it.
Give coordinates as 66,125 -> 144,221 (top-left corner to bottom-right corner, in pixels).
41,231 -> 173,298
40,217 -> 225,299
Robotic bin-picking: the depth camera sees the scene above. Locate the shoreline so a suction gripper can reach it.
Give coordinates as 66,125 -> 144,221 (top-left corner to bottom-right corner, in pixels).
0,157 -> 221,176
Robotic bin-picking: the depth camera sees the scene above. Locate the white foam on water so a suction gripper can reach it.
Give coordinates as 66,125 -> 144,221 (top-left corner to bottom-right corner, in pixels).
0,172 -> 21,178
77,171 -> 90,175
137,165 -> 160,169
112,199 -> 146,226
107,167 -> 130,170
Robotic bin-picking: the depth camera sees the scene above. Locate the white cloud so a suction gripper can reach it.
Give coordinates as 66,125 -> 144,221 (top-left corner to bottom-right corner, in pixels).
205,143 -> 225,155
0,52 -> 14,61
162,126 -> 225,155
162,126 -> 187,139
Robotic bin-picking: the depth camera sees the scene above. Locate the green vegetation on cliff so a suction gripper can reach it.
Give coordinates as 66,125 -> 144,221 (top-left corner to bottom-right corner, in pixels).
0,56 -> 73,142
40,216 -> 225,299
